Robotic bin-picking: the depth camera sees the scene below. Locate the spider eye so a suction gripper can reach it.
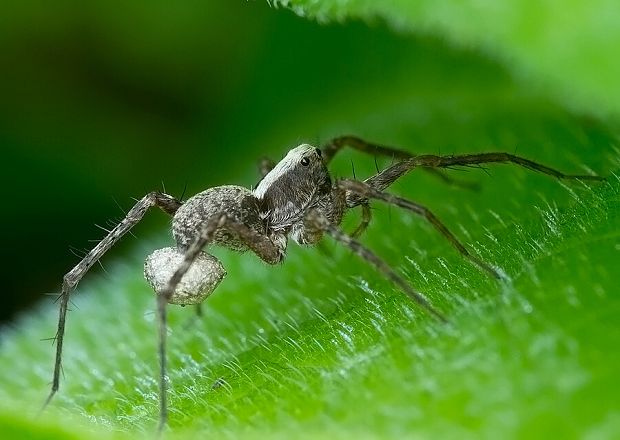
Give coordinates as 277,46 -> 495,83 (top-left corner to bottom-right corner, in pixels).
301,157 -> 310,166
315,148 -> 322,158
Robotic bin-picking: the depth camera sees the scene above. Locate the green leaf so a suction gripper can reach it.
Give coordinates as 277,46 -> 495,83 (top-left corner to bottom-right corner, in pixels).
1,3 -> 619,440
272,0 -> 620,119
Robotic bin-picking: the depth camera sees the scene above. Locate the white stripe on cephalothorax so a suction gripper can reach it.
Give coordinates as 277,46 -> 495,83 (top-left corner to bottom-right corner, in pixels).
253,144 -> 315,199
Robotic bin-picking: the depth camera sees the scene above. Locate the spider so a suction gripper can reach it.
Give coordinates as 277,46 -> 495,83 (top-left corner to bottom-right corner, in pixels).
44,136 -> 604,431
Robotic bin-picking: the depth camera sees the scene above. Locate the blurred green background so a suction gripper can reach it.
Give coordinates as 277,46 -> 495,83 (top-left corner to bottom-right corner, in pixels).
1,1 -> 619,438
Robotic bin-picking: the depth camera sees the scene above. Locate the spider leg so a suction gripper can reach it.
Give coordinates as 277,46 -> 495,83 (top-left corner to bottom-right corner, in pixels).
305,209 -> 447,323
322,135 -> 412,163
417,152 -> 606,180
322,135 -> 479,190
155,214 -> 284,432
424,168 -> 481,191
339,179 -> 501,279
365,152 -> 605,192
351,202 -> 372,238
43,192 -> 181,411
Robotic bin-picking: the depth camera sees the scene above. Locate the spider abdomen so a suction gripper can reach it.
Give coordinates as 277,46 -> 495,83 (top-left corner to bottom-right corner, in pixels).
172,185 -> 264,251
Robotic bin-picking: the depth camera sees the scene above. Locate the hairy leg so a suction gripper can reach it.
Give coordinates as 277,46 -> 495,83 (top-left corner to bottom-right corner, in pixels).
339,179 -> 501,279
44,192 -> 182,409
322,135 -> 412,163
322,135 -> 479,190
305,209 -> 447,323
155,214 -> 285,431
365,152 -> 605,192
351,203 -> 372,238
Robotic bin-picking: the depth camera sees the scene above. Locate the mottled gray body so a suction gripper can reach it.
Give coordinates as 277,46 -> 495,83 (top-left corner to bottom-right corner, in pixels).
170,145 -> 347,259
46,135 -> 604,433
147,145 -> 344,303
173,185 -> 263,251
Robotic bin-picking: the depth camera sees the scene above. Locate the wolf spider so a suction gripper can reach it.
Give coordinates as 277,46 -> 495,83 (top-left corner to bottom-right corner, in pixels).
44,135 -> 604,431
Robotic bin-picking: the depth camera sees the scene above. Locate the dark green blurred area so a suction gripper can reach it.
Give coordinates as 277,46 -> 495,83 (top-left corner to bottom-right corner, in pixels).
1,1 -> 441,323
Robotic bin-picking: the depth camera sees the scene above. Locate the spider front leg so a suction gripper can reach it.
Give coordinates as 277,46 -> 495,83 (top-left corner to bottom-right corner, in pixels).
322,135 -> 480,190
322,135 -> 413,163
44,192 -> 182,410
339,179 -> 501,279
152,213 -> 284,432
305,209 -> 447,323
365,151 -> 605,192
